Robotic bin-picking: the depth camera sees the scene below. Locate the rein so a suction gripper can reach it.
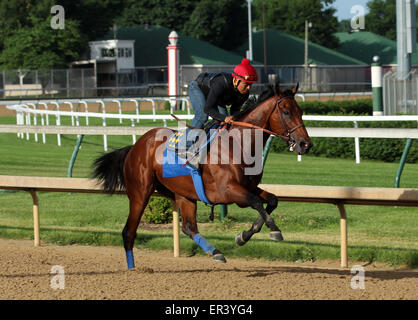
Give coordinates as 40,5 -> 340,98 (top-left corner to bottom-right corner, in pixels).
227,96 -> 305,146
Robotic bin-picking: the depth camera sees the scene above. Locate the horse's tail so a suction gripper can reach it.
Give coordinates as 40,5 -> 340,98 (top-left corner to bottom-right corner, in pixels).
92,145 -> 133,194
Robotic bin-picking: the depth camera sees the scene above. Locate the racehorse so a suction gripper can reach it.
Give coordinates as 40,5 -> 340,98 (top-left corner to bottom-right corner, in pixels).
93,82 -> 312,269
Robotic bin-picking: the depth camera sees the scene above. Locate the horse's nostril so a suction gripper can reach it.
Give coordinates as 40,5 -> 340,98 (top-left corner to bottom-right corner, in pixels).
300,141 -> 312,151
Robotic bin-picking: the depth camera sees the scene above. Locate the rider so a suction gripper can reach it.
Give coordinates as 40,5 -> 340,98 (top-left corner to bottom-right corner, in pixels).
189,58 -> 258,129
180,58 -> 258,168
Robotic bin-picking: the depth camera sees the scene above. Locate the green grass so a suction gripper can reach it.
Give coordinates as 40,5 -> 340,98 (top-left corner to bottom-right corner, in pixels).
0,112 -> 417,267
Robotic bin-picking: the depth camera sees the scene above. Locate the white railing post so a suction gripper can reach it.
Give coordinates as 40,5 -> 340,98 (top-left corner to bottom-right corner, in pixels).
129,99 -> 139,124
37,103 -> 47,144
22,104 -> 31,140
16,108 -> 24,138
131,119 -> 136,144
354,121 -> 360,164
97,100 -> 107,151
64,102 -> 75,126
79,100 -> 89,125
112,99 -> 122,124
51,102 -> 61,146
150,99 -> 156,121
27,103 -> 38,142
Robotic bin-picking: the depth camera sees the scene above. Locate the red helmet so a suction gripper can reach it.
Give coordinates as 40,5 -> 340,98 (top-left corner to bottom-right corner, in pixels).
232,58 -> 258,83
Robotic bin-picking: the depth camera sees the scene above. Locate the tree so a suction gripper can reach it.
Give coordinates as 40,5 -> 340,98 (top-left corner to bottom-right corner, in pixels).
365,0 -> 418,41
0,0 -> 55,51
0,17 -> 87,70
115,0 -> 198,32
338,19 -> 351,33
116,0 -> 248,51
252,0 -> 340,49
0,0 -> 123,69
182,0 -> 248,51
56,0 -> 126,41
365,0 -> 397,40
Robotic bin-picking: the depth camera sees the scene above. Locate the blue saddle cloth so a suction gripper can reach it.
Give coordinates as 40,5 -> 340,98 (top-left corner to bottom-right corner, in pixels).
162,125 -> 221,205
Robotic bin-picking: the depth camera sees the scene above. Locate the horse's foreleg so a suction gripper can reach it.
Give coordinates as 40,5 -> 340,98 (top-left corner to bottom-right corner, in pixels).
176,195 -> 226,263
234,189 -> 283,246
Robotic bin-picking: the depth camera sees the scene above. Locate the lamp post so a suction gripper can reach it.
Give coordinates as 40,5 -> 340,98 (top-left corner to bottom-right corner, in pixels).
304,20 -> 312,89
262,0 -> 267,82
247,0 -> 253,61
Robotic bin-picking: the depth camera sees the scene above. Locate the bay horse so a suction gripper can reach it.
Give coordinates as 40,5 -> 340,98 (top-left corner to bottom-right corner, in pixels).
93,82 -> 312,269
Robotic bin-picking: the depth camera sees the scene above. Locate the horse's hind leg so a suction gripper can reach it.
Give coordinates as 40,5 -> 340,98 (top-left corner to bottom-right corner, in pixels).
176,195 -> 226,263
122,187 -> 154,269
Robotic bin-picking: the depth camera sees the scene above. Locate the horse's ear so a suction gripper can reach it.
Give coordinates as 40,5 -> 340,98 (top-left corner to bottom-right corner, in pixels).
274,80 -> 280,95
292,82 -> 299,95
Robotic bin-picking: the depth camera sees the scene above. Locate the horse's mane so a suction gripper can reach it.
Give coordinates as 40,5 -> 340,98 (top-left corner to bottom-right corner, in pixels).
233,84 -> 294,120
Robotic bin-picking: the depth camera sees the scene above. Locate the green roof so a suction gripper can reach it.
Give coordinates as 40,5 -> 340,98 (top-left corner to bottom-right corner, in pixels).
236,29 -> 365,66
335,31 -> 418,65
99,25 -> 253,66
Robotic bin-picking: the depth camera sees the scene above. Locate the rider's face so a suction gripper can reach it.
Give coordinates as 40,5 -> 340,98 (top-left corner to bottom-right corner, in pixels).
236,80 -> 252,94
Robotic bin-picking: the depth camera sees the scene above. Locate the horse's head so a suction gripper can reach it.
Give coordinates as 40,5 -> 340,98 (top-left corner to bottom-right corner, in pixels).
267,82 -> 313,155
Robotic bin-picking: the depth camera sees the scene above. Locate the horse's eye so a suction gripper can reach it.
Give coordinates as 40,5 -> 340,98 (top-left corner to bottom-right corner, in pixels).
284,110 -> 290,116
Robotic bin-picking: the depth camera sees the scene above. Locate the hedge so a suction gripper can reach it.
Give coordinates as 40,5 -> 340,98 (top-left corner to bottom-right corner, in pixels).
299,99 -> 373,115
271,99 -> 417,163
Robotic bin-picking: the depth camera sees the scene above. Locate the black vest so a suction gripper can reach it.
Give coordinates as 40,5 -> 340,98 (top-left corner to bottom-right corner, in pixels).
195,72 -> 239,107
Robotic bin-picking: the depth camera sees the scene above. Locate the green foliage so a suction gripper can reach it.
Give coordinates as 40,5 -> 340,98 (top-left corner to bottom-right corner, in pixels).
365,0 -> 418,41
143,197 -> 173,224
182,0 -> 247,51
365,0 -> 397,41
253,0 -> 340,49
115,0 -> 197,31
0,0 -> 124,69
0,0 -> 55,51
117,0 -> 247,51
60,0 -> 125,42
299,99 -> 372,115
0,18 -> 87,69
272,107 -> 418,163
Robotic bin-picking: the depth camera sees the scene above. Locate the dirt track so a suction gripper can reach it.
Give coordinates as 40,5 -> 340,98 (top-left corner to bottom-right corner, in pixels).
0,239 -> 416,300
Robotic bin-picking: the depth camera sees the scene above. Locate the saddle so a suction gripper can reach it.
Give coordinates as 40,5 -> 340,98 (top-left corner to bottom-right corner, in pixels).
171,120 -> 223,169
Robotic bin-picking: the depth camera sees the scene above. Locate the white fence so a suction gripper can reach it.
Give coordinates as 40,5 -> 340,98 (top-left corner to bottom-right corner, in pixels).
3,99 -> 418,163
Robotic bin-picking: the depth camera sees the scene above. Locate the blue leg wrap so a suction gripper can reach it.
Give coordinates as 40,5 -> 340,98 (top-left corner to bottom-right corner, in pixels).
193,233 -> 215,255
126,250 -> 135,269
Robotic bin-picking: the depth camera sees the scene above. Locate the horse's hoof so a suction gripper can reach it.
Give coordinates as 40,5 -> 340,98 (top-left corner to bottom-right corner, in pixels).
213,253 -> 227,263
235,232 -> 247,246
270,231 -> 284,242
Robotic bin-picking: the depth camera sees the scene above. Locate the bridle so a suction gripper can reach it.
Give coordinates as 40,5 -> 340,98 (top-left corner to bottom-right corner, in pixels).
268,95 -> 305,150
227,95 -> 305,151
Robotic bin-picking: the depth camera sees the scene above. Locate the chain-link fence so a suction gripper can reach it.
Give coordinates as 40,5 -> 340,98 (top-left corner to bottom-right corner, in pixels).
383,69 -> 418,115
1,65 -> 373,99
180,65 -> 372,95
1,69 -> 96,99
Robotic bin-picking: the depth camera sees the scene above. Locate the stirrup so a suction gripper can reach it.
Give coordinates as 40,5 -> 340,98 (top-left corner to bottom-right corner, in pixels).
186,152 -> 200,170
177,150 -> 200,170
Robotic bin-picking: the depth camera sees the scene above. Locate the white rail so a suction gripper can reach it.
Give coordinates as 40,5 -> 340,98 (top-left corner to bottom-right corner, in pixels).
4,103 -> 417,161
7,104 -> 193,151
